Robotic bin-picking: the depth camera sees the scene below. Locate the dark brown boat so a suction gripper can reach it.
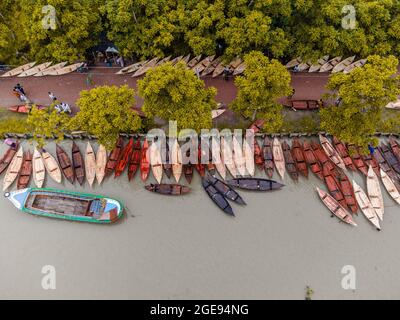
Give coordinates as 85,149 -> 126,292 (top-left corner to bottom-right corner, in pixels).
162,140 -> 172,179
361,150 -> 380,178
204,139 -> 216,175
347,144 -> 368,176
207,175 -> 246,204
145,183 -> 191,195
373,147 -> 400,189
196,143 -> 206,177
253,139 -> 264,171
183,142 -> 194,183
310,141 -> 335,171
17,151 -> 32,189
322,164 -> 348,210
0,142 -> 19,174
336,171 -> 358,214
105,137 -> 124,176
282,141 -> 299,182
56,144 -> 75,184
379,143 -> 400,174
115,138 -> 133,177
71,142 -> 85,185
291,138 -> 308,178
128,138 -> 141,181
201,177 -> 234,216
332,137 -> 356,171
262,136 -> 274,178
389,136 -> 400,163
227,178 -> 284,191
302,141 -> 323,180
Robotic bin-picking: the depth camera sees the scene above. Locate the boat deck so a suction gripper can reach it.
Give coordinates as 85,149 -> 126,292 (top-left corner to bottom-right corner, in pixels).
26,194 -> 91,216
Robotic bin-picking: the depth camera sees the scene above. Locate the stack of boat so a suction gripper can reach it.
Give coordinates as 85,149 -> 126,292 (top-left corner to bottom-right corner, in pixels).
1,61 -> 83,77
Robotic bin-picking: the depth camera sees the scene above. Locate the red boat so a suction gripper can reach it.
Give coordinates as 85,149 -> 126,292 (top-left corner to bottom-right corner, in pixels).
105,137 -> 124,176
361,151 -> 380,178
282,141 -> 299,182
140,140 -> 150,181
337,171 -> 358,214
195,144 -> 206,177
128,138 -> 141,181
302,141 -> 323,180
262,136 -> 274,178
347,144 -> 368,176
291,138 -> 308,178
284,100 -> 321,110
115,138 -> 133,177
332,137 -> 356,171
322,164 -> 348,210
253,139 -> 264,171
17,151 -> 32,189
311,141 -> 335,172
248,120 -> 265,134
8,104 -> 47,113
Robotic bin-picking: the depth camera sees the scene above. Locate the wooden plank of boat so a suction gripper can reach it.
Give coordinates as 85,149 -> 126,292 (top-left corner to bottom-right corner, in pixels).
56,144 -> 75,184
343,59 -> 367,74
181,54 -> 191,65
285,57 -> 302,69
308,55 -> 329,72
380,169 -> 400,205
221,136 -> 237,178
373,147 -> 400,190
202,57 -> 222,76
332,137 -> 356,171
71,142 -> 85,186
150,142 -> 163,184
227,178 -> 284,191
17,62 -> 52,77
242,139 -> 254,176
272,138 -> 285,179
332,56 -> 356,73
367,165 -> 384,220
212,61 -> 226,78
95,145 -> 107,185
195,143 -> 206,178
353,180 -> 381,230
232,61 -> 246,76
311,141 -> 335,170
105,137 -> 124,176
162,140 -> 172,179
128,139 -> 141,181
316,187 -> 357,226
319,135 -> 346,170
45,62 -> 84,76
192,55 -> 215,74
41,148 -> 62,183
253,139 -> 264,171
116,59 -> 147,75
17,151 -> 32,190
361,150 -> 380,178
207,175 -> 246,204
115,138 -> 133,178
32,148 -> 45,188
1,62 -> 36,77
262,136 -> 274,178
187,55 -> 202,68
5,187 -> 123,223
33,61 -> 68,76
337,171 -> 358,214
319,56 -> 342,72
171,139 -> 182,183
169,55 -> 183,66
282,141 -> 299,182
302,140 -> 323,180
0,142 -> 20,174
211,138 -> 226,180
3,147 -> 24,191
211,109 -> 226,119
379,143 -> 400,174
291,138 -> 308,178
347,143 -> 368,176
201,177 -> 234,216
322,164 -> 348,210
297,61 -> 311,72
156,56 -> 172,66
132,57 -> 159,77
140,140 -> 150,181
85,142 -> 96,186
145,183 -> 191,195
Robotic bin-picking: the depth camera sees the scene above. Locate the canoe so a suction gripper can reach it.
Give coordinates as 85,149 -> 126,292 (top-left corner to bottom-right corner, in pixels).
282,141 -> 298,182
0,142 -> 20,174
150,142 -> 163,184
316,187 -> 357,226
132,57 -> 159,77
242,139 -> 254,176
272,138 -> 285,179
32,148 -> 45,188
211,138 -> 226,179
389,136 -> 400,163
56,144 -> 75,184
367,165 -> 384,220
41,148 -> 62,183
17,62 -> 52,77
192,55 -> 215,74
170,139 -> 182,183
211,109 -> 226,119
332,137 -> 356,171
227,178 -> 284,191
128,139 -> 141,181
145,183 -> 190,195
291,138 -> 308,178
116,59 -> 147,75
115,138 -> 133,178
202,57 -> 222,76
156,56 -> 172,66
302,140 -> 323,180
183,162 -> 194,184
196,144 -> 206,177
8,104 -> 47,113
1,62 -> 36,77
207,175 -> 246,205
347,144 -> 368,176
105,137 -> 124,176
311,141 -> 333,169
187,55 -> 202,68
319,135 -> 346,170
285,57 -> 302,69
162,140 -> 172,179
319,56 -> 342,72
71,142 -> 85,186
221,136 -> 237,178
140,140 -> 150,181
17,151 -> 32,190
361,151 -> 380,178
3,147 -> 24,191
85,142 -> 96,186
5,187 -> 123,223
373,147 -> 400,190
353,180 -> 381,230
253,139 -> 264,171
249,120 -> 265,134
332,56 -> 356,73
337,171 -> 358,214
379,143 -> 400,174
95,145 -> 107,185
228,57 -> 243,70
296,61 -> 311,72
308,56 -> 329,72
232,62 -> 246,76
343,59 -> 367,74
181,54 -> 191,65
262,136 -> 274,178
322,164 -> 348,210
45,62 -> 84,76
169,55 -> 182,66
380,169 -> 400,205
201,177 -> 234,216
34,61 -> 68,76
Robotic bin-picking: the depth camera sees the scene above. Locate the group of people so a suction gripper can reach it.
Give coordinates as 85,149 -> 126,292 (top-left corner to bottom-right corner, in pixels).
12,83 -> 29,103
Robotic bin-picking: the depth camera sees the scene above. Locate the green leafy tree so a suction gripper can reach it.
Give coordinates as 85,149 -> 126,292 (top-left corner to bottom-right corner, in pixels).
231,51 -> 292,132
138,61 -> 217,132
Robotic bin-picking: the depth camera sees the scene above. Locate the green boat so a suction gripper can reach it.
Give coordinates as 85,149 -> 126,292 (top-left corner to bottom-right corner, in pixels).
5,188 -> 123,224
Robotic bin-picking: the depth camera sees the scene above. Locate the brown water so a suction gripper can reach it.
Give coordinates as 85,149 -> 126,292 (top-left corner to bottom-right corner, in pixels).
0,139 -> 399,299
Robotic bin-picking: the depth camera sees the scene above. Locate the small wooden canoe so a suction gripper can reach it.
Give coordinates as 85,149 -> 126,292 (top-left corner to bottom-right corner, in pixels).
242,139 -> 254,176
228,178 -> 284,191
211,109 -> 226,119
347,144 -> 368,176
192,55 -> 215,74
196,143 -> 206,178
343,59 -> 367,74
201,177 -> 234,216
116,60 -> 147,75
282,141 -> 298,182
262,136 -> 274,178
221,136 -> 237,178
140,140 -> 150,181
71,142 -> 85,186
150,142 -> 163,184
302,141 -> 323,180
273,138 -> 285,179
145,183 -> 190,195
389,136 -> 400,163
212,61 -> 227,78
132,57 -> 159,77
183,162 -> 194,184
367,165 -> 384,220
353,180 -> 381,230
311,141 -> 333,169
373,147 -> 400,190
187,55 -> 202,68
169,55 -> 183,66
285,57 -> 302,69
1,62 -> 36,77
308,56 -> 329,72
361,151 -> 380,178
105,137 -> 124,176
170,139 -> 182,183
323,164 -> 347,210
17,151 -> 32,189
211,139 -> 226,180
253,139 -> 264,171
85,142 -> 96,186
207,175 -> 246,204
332,137 -> 356,171
56,144 -> 75,184
156,56 -> 172,66
45,62 -> 84,75
32,148 -> 45,188
95,145 -> 107,185
33,61 -> 68,76
41,148 -> 62,183
115,138 -> 133,178
291,138 -> 308,178
316,187 -> 357,226
380,143 -> 400,174
3,147 -> 24,190
202,57 -> 222,76
0,142 -> 20,174
8,104 -> 47,114
296,61 -> 311,72
380,169 -> 400,205
232,62 -> 246,76
128,139 -> 141,181
18,62 -> 52,77
337,171 -> 358,214
319,135 -> 346,170
319,56 -> 342,72
162,140 -> 172,179
181,54 -> 191,65
332,56 -> 356,73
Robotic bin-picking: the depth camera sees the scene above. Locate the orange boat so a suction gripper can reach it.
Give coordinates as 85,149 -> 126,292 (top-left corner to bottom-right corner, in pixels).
291,138 -> 308,178
332,137 -> 356,171
115,138 -> 133,177
105,137 -> 124,176
8,104 -> 47,113
347,144 -> 368,176
337,171 -> 358,214
302,141 -> 323,180
140,140 -> 150,181
322,164 -> 348,210
128,139 -> 141,181
311,141 -> 335,172
253,139 -> 264,171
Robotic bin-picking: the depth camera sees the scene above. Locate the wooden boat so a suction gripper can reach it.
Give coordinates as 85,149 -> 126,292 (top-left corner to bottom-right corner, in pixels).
8,104 -> 47,113
228,178 -> 284,191
232,62 -> 246,76
389,136 -> 400,163
343,59 -> 367,74
319,56 -> 342,72
0,142 -> 20,174
308,56 -> 329,72
285,57 -> 302,69
132,57 -> 159,77
296,61 -> 311,72
353,180 -> 381,230
361,151 -> 380,178
367,165 -> 384,220
41,148 -> 62,183
140,140 -> 150,181
150,142 -> 163,184
291,138 -> 308,178
211,139 -> 226,180
262,136 -> 274,178
170,139 -> 182,183
282,141 -> 298,182
17,62 -> 52,77
202,57 -> 222,76
17,151 -> 32,190
322,164 -> 348,210
56,144 -> 75,184
212,61 -> 227,78
1,62 -> 36,77
319,135 -> 346,170
332,56 -> 356,73
145,183 -> 190,195
385,99 -> 400,109
71,142 -> 85,186
302,141 -> 323,180
347,144 -> 368,176
207,175 -> 246,205
162,140 -> 172,179
221,136 -> 237,177
211,109 -> 226,119
380,169 -> 400,205
116,59 -> 147,75
183,162 -> 194,184
105,137 -> 123,176
32,148 -> 45,188
128,139 -> 141,181
45,62 -> 84,76
332,137 -> 355,171
115,138 -> 133,178
169,55 -> 182,66
311,141 -> 334,170
196,144 -> 206,177
316,187 -> 357,226
242,139 -> 254,176
85,142 -> 96,186
95,145 -> 107,185
3,147 -> 24,191
253,139 -> 264,171
228,57 -> 243,70
156,56 -> 172,66
379,143 -> 400,174
34,61 -> 68,76
201,177 -> 234,216
285,99 -> 320,110
373,147 -> 400,190
337,171 -> 358,214
192,55 -> 215,74
181,54 -> 191,65
273,138 -> 285,179
187,55 -> 202,68
249,120 -> 265,134
5,188 -> 123,223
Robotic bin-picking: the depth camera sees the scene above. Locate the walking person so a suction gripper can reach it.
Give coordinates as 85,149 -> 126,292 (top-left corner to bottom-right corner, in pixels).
14,83 -> 25,95
48,91 -> 57,102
